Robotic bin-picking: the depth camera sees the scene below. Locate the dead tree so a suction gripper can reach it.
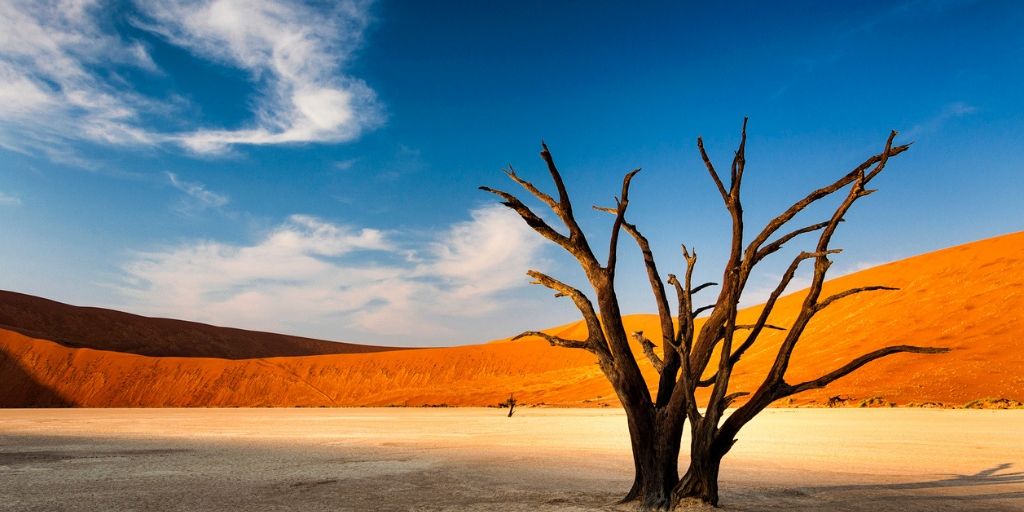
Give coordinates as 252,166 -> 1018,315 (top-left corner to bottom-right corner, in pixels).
482,120 -> 948,509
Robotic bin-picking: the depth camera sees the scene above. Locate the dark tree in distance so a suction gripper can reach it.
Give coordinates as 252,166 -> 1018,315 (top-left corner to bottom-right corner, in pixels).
481,120 -> 948,509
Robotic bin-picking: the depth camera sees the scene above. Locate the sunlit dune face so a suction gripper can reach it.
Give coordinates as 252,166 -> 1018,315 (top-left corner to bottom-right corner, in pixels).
1,232 -> 1022,408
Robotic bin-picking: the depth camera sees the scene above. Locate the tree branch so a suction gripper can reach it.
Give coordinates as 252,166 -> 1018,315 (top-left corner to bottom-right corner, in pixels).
594,200 -> 681,406
513,331 -> 591,351
594,205 -> 675,351
633,331 -> 666,373
691,282 -> 718,295
691,325 -> 786,387
538,142 -> 596,261
727,250 -> 832,368
607,169 -> 642,272
754,220 -> 832,263
697,136 -> 730,204
744,140 -> 910,262
479,186 -> 571,248
664,275 -> 702,421
782,345 -> 950,396
729,117 -> 748,194
750,132 -> 902,411
525,270 -> 606,355
503,143 -> 600,271
666,246 -> 704,422
688,122 -> 748,392
540,142 -> 573,214
693,304 -> 715,316
735,324 -> 786,331
503,166 -> 558,211
722,391 -> 749,409
816,286 -> 898,312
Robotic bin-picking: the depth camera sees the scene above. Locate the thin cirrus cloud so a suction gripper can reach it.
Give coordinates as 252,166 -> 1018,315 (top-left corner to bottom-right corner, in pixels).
904,101 -> 977,140
166,172 -> 230,213
117,205 -> 546,344
133,0 -> 382,154
0,191 -> 22,206
0,0 -> 380,161
0,0 -> 161,162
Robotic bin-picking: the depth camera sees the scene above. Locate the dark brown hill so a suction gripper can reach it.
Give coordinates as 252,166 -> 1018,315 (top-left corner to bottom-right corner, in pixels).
0,290 -> 401,359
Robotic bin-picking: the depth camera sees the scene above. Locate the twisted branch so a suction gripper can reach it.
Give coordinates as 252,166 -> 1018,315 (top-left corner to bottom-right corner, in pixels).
782,345 -> 950,396
816,285 -> 899,311
634,331 -> 666,373
513,331 -> 591,351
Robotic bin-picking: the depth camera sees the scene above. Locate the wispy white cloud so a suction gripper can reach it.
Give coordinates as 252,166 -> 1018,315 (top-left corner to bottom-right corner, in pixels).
167,172 -> 229,213
419,204 -> 546,312
0,0 -> 381,163
0,191 -> 22,206
333,158 -> 358,171
904,101 -> 977,140
134,0 -> 381,154
117,205 -> 545,343
0,0 -> 162,160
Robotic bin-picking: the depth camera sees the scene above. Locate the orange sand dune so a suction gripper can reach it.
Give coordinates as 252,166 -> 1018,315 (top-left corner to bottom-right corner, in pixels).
1,232 -> 1023,408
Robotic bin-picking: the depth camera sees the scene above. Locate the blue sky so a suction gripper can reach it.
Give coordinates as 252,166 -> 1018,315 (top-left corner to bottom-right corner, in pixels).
1,0 -> 1022,346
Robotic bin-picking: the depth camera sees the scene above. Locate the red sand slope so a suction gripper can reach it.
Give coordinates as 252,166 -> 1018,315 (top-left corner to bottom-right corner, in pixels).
1,232 -> 1022,408
0,290 -> 400,359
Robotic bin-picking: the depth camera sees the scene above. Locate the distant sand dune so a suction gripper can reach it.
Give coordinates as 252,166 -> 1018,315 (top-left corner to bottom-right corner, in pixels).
0,290 -> 402,358
1,232 -> 1022,408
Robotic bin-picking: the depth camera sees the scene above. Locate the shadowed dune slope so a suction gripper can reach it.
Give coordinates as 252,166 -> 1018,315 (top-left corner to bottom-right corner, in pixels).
0,290 -> 401,359
1,232 -> 1022,407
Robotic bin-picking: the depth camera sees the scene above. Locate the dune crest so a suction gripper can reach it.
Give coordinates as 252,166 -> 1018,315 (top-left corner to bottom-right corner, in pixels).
0,290 -> 401,359
1,232 -> 1022,408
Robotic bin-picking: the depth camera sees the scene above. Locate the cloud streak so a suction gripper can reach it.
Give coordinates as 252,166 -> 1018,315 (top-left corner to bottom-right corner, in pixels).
0,0 -> 381,162
117,205 -> 545,344
167,172 -> 229,213
0,191 -> 21,206
0,0 -> 162,161
904,101 -> 977,140
135,0 -> 381,154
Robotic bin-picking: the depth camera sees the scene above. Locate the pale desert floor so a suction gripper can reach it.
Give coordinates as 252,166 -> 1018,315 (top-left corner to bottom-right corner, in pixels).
0,408 -> 1022,511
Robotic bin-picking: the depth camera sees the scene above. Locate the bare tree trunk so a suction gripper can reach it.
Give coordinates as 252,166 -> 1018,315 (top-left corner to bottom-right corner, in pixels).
674,421 -> 731,506
675,450 -> 723,506
621,410 -> 681,509
483,124 -> 947,509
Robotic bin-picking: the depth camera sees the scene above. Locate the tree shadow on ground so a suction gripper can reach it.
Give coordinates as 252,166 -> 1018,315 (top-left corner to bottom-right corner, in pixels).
799,463 -> 1024,503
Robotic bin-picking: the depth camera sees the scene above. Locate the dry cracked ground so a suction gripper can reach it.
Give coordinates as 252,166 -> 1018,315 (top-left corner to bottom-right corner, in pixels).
1,408 -> 1022,511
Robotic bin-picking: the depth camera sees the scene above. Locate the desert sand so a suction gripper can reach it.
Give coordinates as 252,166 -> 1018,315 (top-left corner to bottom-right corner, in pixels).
1,408 -> 1021,511
2,232 -> 1023,408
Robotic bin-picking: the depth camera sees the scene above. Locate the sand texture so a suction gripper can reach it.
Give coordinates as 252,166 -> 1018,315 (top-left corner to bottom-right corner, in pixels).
2,232 -> 1023,408
1,408 -> 1022,511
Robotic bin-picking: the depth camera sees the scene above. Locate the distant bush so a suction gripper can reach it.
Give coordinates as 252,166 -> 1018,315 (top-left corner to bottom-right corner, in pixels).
963,397 -> 1024,409
858,396 -> 895,408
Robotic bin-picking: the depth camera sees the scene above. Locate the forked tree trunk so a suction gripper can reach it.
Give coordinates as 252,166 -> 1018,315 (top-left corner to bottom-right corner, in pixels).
617,398 -> 689,509
674,428 -> 729,506
482,125 -> 947,510
675,453 -> 723,506
621,418 -> 680,508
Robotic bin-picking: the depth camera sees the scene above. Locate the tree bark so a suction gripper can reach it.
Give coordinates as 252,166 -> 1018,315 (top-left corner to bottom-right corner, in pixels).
483,126 -> 944,510
675,452 -> 723,506
620,409 -> 682,509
